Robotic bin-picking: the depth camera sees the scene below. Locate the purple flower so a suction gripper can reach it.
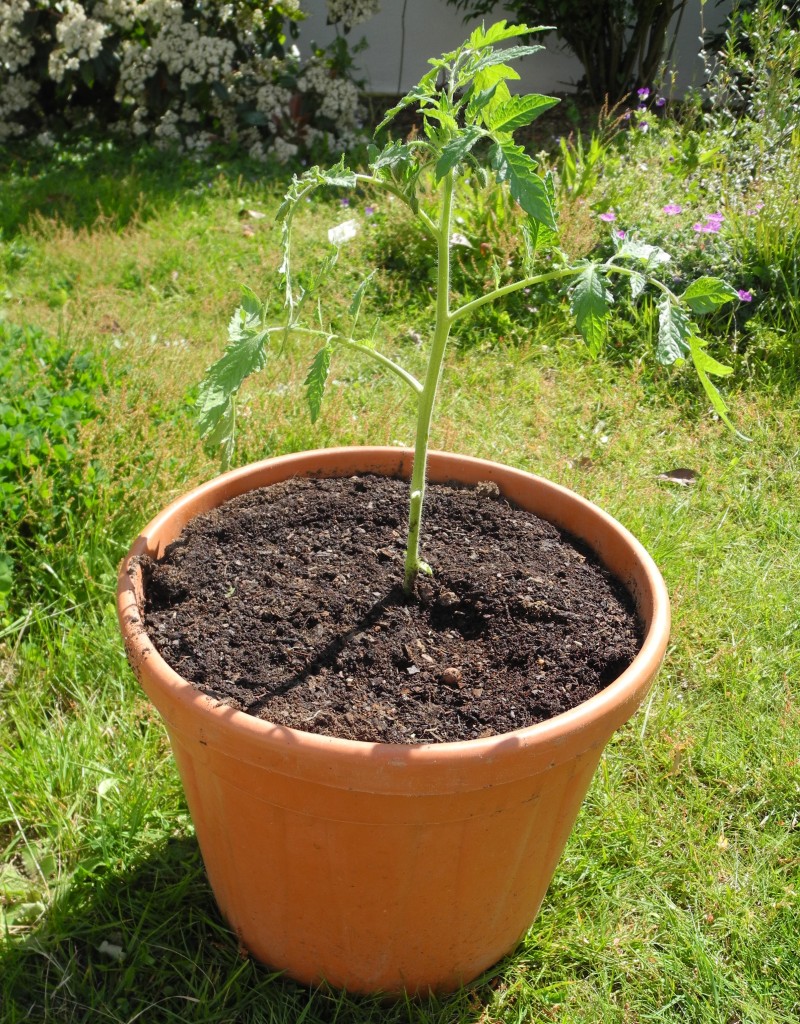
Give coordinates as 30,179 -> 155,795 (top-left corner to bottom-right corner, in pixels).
707,211 -> 724,222
655,96 -> 666,108
622,110 -> 632,121
693,220 -> 721,234
340,197 -> 350,207
615,229 -> 626,239
637,87 -> 650,100
663,203 -> 683,215
599,211 -> 617,222
737,289 -> 753,302
365,205 -> 375,217
639,122 -> 649,132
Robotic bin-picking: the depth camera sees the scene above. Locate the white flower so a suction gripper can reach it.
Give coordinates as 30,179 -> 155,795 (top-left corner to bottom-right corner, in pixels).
48,1 -> 108,82
0,72 -> 38,140
272,135 -> 299,163
325,0 -> 380,29
0,0 -> 36,72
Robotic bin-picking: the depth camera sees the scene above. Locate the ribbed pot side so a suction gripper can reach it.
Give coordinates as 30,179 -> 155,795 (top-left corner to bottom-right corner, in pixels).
117,447 -> 670,997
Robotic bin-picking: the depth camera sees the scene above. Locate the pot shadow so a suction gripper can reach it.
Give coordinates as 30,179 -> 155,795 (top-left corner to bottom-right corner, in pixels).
243,581 -> 489,719
1,834 -> 523,1022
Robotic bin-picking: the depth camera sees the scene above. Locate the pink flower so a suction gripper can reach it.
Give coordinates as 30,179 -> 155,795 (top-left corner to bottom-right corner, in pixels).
615,229 -> 626,239
737,289 -> 753,302
663,204 -> 683,215
707,211 -> 724,222
599,211 -> 617,222
693,220 -> 721,234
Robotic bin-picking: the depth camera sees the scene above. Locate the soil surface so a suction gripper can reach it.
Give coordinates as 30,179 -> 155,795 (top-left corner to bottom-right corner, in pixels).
141,475 -> 642,744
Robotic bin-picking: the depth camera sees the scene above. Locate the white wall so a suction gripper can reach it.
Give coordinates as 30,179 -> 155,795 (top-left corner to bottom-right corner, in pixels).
300,0 -> 733,98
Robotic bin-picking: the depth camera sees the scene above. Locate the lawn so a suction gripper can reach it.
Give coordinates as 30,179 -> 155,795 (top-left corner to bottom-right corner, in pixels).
1,40 -> 799,1022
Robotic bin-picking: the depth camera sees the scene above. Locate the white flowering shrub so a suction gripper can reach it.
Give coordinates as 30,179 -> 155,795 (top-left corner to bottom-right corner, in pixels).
325,0 -> 380,30
0,0 -> 376,159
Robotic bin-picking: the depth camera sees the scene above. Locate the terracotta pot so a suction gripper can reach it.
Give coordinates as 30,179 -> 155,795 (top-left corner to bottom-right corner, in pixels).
117,447 -> 670,996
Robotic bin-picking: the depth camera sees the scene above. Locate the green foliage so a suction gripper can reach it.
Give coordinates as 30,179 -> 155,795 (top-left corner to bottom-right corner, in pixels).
198,21 -> 737,592
574,0 -> 800,378
0,320 -> 106,611
197,288 -> 269,468
570,263 -> 612,355
1,1 -> 368,160
1,60 -> 800,1020
445,0 -> 689,101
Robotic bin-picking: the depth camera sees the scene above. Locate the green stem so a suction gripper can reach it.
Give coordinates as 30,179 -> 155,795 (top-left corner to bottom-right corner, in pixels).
449,266 -> 583,323
403,170 -> 456,593
603,261 -> 678,302
289,326 -> 423,394
333,336 -> 423,394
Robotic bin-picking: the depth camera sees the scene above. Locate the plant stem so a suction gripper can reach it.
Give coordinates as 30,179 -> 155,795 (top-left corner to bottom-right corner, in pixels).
289,326 -> 423,394
449,266 -> 583,323
334,336 -> 424,394
603,261 -> 678,302
403,170 -> 455,593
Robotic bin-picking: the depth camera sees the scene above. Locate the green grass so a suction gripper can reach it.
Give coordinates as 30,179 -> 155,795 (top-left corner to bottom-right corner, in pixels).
1,136 -> 799,1023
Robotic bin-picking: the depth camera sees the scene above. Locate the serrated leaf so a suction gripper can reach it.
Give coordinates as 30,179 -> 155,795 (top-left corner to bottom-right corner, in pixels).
656,295 -> 691,364
371,140 -> 416,175
465,82 -> 501,123
689,335 -> 735,430
520,171 -> 558,265
629,271 -> 646,299
305,346 -> 332,423
689,336 -> 733,377
227,300 -> 261,344
319,165 -> 357,190
375,85 -> 434,133
491,140 -> 555,228
349,271 -> 376,327
468,69 -> 512,122
570,264 -> 611,355
197,308 -> 268,461
470,45 -> 545,76
487,94 -> 560,133
239,284 -> 262,318
434,126 -> 484,180
468,20 -> 541,50
682,276 -> 738,314
617,240 -> 671,267
203,397 -> 236,470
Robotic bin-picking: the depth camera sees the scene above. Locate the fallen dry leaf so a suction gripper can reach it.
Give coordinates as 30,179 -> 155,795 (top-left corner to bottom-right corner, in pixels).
656,468 -> 698,485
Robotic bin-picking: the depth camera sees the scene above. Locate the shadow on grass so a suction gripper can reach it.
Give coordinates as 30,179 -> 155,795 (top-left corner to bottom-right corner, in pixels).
0,836 -> 508,1024
0,140 -> 285,240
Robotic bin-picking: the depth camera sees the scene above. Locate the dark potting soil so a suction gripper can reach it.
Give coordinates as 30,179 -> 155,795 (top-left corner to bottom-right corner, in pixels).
141,475 -> 643,744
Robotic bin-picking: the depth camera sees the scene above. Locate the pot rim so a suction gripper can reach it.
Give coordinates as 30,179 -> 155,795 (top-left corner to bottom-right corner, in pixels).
117,446 -> 670,772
